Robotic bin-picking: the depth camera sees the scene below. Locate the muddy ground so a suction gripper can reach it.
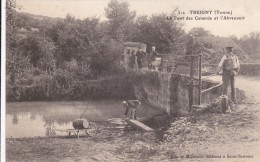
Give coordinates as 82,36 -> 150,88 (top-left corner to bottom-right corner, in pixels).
6,76 -> 260,162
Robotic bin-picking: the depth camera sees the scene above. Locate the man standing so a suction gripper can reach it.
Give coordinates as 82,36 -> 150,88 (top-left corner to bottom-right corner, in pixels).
129,51 -> 135,69
135,47 -> 145,69
217,46 -> 240,104
121,100 -> 141,120
149,46 -> 159,70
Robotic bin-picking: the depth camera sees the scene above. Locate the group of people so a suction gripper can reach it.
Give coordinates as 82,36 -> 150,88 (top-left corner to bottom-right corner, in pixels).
121,45 -> 240,120
129,46 -> 160,70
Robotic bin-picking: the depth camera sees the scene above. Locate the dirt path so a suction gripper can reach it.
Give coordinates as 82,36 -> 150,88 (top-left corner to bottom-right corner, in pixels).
206,75 -> 260,104
172,75 -> 260,162
6,76 -> 260,162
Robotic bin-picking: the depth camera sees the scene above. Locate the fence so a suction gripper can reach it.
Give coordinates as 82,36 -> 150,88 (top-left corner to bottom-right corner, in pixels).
159,54 -> 214,77
159,54 -> 260,111
158,53 -> 222,111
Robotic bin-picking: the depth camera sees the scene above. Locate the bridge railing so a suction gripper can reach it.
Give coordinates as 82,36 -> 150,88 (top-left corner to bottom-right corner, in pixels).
158,56 -> 218,77
157,54 -> 224,111
159,60 -> 191,75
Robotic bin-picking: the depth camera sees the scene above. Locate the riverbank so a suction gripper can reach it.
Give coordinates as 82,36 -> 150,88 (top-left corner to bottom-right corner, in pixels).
7,102 -> 260,162
7,73 -> 136,102
6,76 -> 260,162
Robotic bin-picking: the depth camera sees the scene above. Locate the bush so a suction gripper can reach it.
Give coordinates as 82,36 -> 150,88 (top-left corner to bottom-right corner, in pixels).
6,71 -> 135,101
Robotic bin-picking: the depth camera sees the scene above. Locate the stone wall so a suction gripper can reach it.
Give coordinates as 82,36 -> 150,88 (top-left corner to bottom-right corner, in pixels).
132,71 -> 173,114
132,71 -> 217,116
175,75 -> 224,115
132,70 -> 245,117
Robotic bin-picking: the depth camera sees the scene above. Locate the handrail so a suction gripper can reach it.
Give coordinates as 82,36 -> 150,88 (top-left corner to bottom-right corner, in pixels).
201,81 -> 223,94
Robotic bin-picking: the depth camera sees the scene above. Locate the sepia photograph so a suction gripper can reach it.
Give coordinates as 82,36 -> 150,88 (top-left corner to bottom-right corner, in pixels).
2,0 -> 260,161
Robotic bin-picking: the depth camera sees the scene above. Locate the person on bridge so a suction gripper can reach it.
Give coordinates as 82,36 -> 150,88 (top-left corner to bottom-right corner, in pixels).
149,46 -> 159,70
121,100 -> 141,120
129,50 -> 136,69
135,47 -> 145,69
217,46 -> 240,104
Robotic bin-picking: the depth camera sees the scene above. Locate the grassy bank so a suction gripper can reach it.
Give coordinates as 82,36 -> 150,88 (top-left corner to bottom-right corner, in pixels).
7,73 -> 136,102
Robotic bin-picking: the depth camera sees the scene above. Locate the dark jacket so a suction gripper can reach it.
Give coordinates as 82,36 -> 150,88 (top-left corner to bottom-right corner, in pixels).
149,50 -> 159,63
136,51 -> 144,62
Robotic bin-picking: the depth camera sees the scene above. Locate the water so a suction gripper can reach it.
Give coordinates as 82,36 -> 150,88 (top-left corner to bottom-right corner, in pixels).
6,100 -> 163,138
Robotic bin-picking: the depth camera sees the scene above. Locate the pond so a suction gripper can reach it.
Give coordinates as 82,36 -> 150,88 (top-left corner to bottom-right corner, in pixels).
6,100 -> 163,138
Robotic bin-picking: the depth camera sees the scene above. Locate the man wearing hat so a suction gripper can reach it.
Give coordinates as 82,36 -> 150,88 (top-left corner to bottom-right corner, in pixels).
135,47 -> 145,69
149,46 -> 160,70
217,46 -> 240,104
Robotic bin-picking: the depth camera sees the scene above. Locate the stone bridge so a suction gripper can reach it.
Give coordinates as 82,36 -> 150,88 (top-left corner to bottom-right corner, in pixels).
131,70 -> 245,117
122,42 -> 257,116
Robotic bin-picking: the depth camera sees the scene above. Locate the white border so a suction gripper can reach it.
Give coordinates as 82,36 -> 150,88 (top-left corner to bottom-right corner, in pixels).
1,0 -> 6,161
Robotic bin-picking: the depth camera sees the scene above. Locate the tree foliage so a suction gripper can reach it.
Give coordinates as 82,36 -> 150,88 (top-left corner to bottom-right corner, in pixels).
230,32 -> 260,59
135,11 -> 185,54
189,27 -> 212,37
7,0 -> 260,101
105,0 -> 136,42
18,35 -> 41,67
6,0 -> 200,100
7,0 -> 20,85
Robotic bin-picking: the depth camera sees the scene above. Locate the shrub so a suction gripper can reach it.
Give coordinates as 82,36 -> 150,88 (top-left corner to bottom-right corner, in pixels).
6,69 -> 136,101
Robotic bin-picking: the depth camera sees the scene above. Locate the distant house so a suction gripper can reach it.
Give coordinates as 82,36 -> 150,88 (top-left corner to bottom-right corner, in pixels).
31,28 -> 40,32
187,36 -> 252,64
17,27 -> 40,39
17,28 -> 29,38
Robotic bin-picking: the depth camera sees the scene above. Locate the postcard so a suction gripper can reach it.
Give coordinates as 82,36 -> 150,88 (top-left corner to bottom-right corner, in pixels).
2,0 -> 260,161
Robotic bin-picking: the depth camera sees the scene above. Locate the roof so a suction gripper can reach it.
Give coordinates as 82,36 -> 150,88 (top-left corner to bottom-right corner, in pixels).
123,42 -> 146,48
31,28 -> 40,32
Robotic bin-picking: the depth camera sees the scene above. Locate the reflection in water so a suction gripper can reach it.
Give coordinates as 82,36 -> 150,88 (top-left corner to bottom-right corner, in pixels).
12,113 -> 18,125
44,118 -> 56,137
30,112 -> 36,121
6,101 -> 163,138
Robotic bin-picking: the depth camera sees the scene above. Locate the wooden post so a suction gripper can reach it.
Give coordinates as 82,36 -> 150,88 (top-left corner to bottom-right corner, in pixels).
126,119 -> 154,132
188,34 -> 198,112
198,53 -> 202,105
163,60 -> 168,72
189,55 -> 194,111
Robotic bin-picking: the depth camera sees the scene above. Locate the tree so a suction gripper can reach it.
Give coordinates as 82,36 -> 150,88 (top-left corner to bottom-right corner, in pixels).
18,35 -> 41,67
135,11 -> 185,54
229,35 -> 238,43
237,32 -> 260,59
189,27 -> 212,37
89,39 -> 124,78
6,0 -> 18,40
48,15 -> 103,65
6,0 -> 20,85
46,14 -> 121,77
38,39 -> 56,73
105,0 -> 136,42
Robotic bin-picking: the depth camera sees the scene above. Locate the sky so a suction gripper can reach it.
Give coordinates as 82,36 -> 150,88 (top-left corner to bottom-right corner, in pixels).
15,0 -> 260,38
